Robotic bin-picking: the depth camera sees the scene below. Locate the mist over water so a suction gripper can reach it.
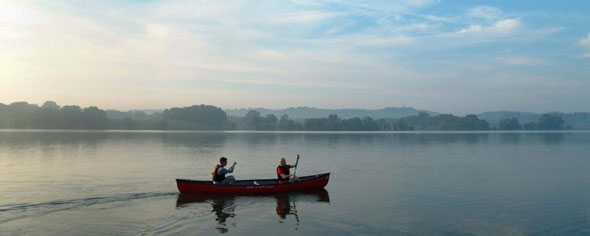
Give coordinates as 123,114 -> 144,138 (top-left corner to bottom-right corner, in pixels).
1,130 -> 590,235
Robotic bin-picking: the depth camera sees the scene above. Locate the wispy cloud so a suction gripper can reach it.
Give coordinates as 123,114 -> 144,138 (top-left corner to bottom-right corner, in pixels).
466,6 -> 502,20
496,56 -> 547,66
446,18 -> 520,36
578,33 -> 590,58
578,33 -> 590,49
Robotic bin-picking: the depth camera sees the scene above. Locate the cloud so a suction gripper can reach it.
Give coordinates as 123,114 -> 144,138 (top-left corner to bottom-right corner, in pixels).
578,33 -> 590,58
467,6 -> 502,20
455,18 -> 520,35
496,56 -> 547,66
579,33 -> 590,48
273,11 -> 339,24
432,18 -> 524,47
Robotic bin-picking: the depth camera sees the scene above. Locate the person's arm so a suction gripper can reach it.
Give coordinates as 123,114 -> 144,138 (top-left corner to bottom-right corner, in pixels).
279,172 -> 292,179
228,162 -> 236,173
278,167 -> 292,179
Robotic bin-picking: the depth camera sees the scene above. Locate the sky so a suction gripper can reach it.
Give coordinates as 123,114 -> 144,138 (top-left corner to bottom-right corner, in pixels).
1,0 -> 589,114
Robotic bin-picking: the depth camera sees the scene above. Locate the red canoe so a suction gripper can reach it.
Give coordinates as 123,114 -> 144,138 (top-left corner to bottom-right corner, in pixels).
176,173 -> 330,195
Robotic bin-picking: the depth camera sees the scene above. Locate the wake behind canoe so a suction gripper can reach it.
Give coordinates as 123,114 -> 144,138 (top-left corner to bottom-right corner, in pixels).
176,173 -> 330,195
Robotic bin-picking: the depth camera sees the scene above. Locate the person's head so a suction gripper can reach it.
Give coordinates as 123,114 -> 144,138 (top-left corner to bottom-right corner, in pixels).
219,157 -> 227,166
279,157 -> 286,166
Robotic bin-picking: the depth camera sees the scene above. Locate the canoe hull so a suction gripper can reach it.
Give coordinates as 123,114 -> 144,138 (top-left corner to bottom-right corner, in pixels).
176,173 -> 330,195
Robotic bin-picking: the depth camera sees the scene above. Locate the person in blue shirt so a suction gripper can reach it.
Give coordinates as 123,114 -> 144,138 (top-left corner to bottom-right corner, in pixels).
211,157 -> 236,185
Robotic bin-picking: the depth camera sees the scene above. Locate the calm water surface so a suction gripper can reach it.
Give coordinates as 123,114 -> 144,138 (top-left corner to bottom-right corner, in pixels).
1,130 -> 590,235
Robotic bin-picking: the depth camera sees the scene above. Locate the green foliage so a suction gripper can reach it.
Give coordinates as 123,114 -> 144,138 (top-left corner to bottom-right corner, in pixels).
162,105 -> 226,130
303,115 -> 410,131
0,101 -> 577,131
106,110 -> 161,120
498,117 -> 522,130
238,110 -> 280,130
523,121 -> 537,130
277,114 -> 300,130
398,113 -> 490,130
304,117 -> 327,131
392,119 -> 412,131
121,118 -> 138,130
238,110 -> 261,130
536,113 -> 565,130
560,112 -> 590,129
82,107 -> 109,129
0,101 -> 109,129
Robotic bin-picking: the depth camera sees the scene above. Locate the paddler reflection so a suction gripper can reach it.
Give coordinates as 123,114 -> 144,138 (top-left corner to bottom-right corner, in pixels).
274,189 -> 330,224
176,189 -> 330,232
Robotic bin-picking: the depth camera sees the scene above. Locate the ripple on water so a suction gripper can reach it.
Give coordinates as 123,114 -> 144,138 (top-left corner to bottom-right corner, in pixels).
0,192 -> 177,224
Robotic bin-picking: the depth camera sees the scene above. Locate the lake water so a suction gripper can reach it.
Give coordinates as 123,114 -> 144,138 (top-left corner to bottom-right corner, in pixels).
1,130 -> 590,235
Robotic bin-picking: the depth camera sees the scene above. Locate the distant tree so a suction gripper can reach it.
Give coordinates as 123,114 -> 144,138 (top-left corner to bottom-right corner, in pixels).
59,105 -> 84,129
523,121 -> 537,130
163,105 -> 227,130
395,113 -> 489,131
82,106 -> 109,129
498,117 -> 521,130
261,114 -> 278,130
392,119 -> 412,131
0,103 -> 6,128
5,102 -> 38,128
362,117 -> 379,131
121,117 -> 137,130
326,114 -> 342,131
461,114 -> 490,130
278,114 -> 298,130
304,117 -> 327,131
157,119 -> 168,129
342,117 -> 363,131
536,113 -> 565,130
32,101 -> 61,128
239,110 -> 262,130
376,118 -> 392,131
41,101 -> 60,110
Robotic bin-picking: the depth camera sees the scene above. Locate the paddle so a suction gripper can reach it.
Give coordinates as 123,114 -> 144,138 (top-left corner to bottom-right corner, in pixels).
290,154 -> 300,192
292,154 -> 300,179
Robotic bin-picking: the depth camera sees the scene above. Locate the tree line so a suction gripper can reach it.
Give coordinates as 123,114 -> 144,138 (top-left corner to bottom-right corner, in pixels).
496,113 -> 568,130
0,101 -> 108,129
0,101 -> 572,131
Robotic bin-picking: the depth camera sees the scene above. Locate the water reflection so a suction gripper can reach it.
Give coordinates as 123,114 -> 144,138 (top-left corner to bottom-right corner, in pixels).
274,189 -> 330,225
540,133 -> 565,145
176,189 -> 330,233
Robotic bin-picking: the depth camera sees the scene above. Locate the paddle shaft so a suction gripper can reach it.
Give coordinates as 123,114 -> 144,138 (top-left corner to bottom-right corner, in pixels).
293,155 -> 300,177
290,155 -> 300,192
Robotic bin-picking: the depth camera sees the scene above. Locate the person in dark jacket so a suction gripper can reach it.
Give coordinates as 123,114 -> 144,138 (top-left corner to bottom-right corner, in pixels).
212,157 -> 236,185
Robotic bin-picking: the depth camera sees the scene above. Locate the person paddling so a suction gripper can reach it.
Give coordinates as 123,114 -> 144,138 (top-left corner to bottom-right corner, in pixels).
277,155 -> 299,183
212,157 -> 236,185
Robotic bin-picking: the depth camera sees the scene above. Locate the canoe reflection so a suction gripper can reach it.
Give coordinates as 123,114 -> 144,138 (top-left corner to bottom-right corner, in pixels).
176,189 -> 330,233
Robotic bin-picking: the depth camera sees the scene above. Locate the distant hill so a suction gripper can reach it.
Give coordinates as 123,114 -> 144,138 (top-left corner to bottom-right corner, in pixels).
225,107 -> 439,119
